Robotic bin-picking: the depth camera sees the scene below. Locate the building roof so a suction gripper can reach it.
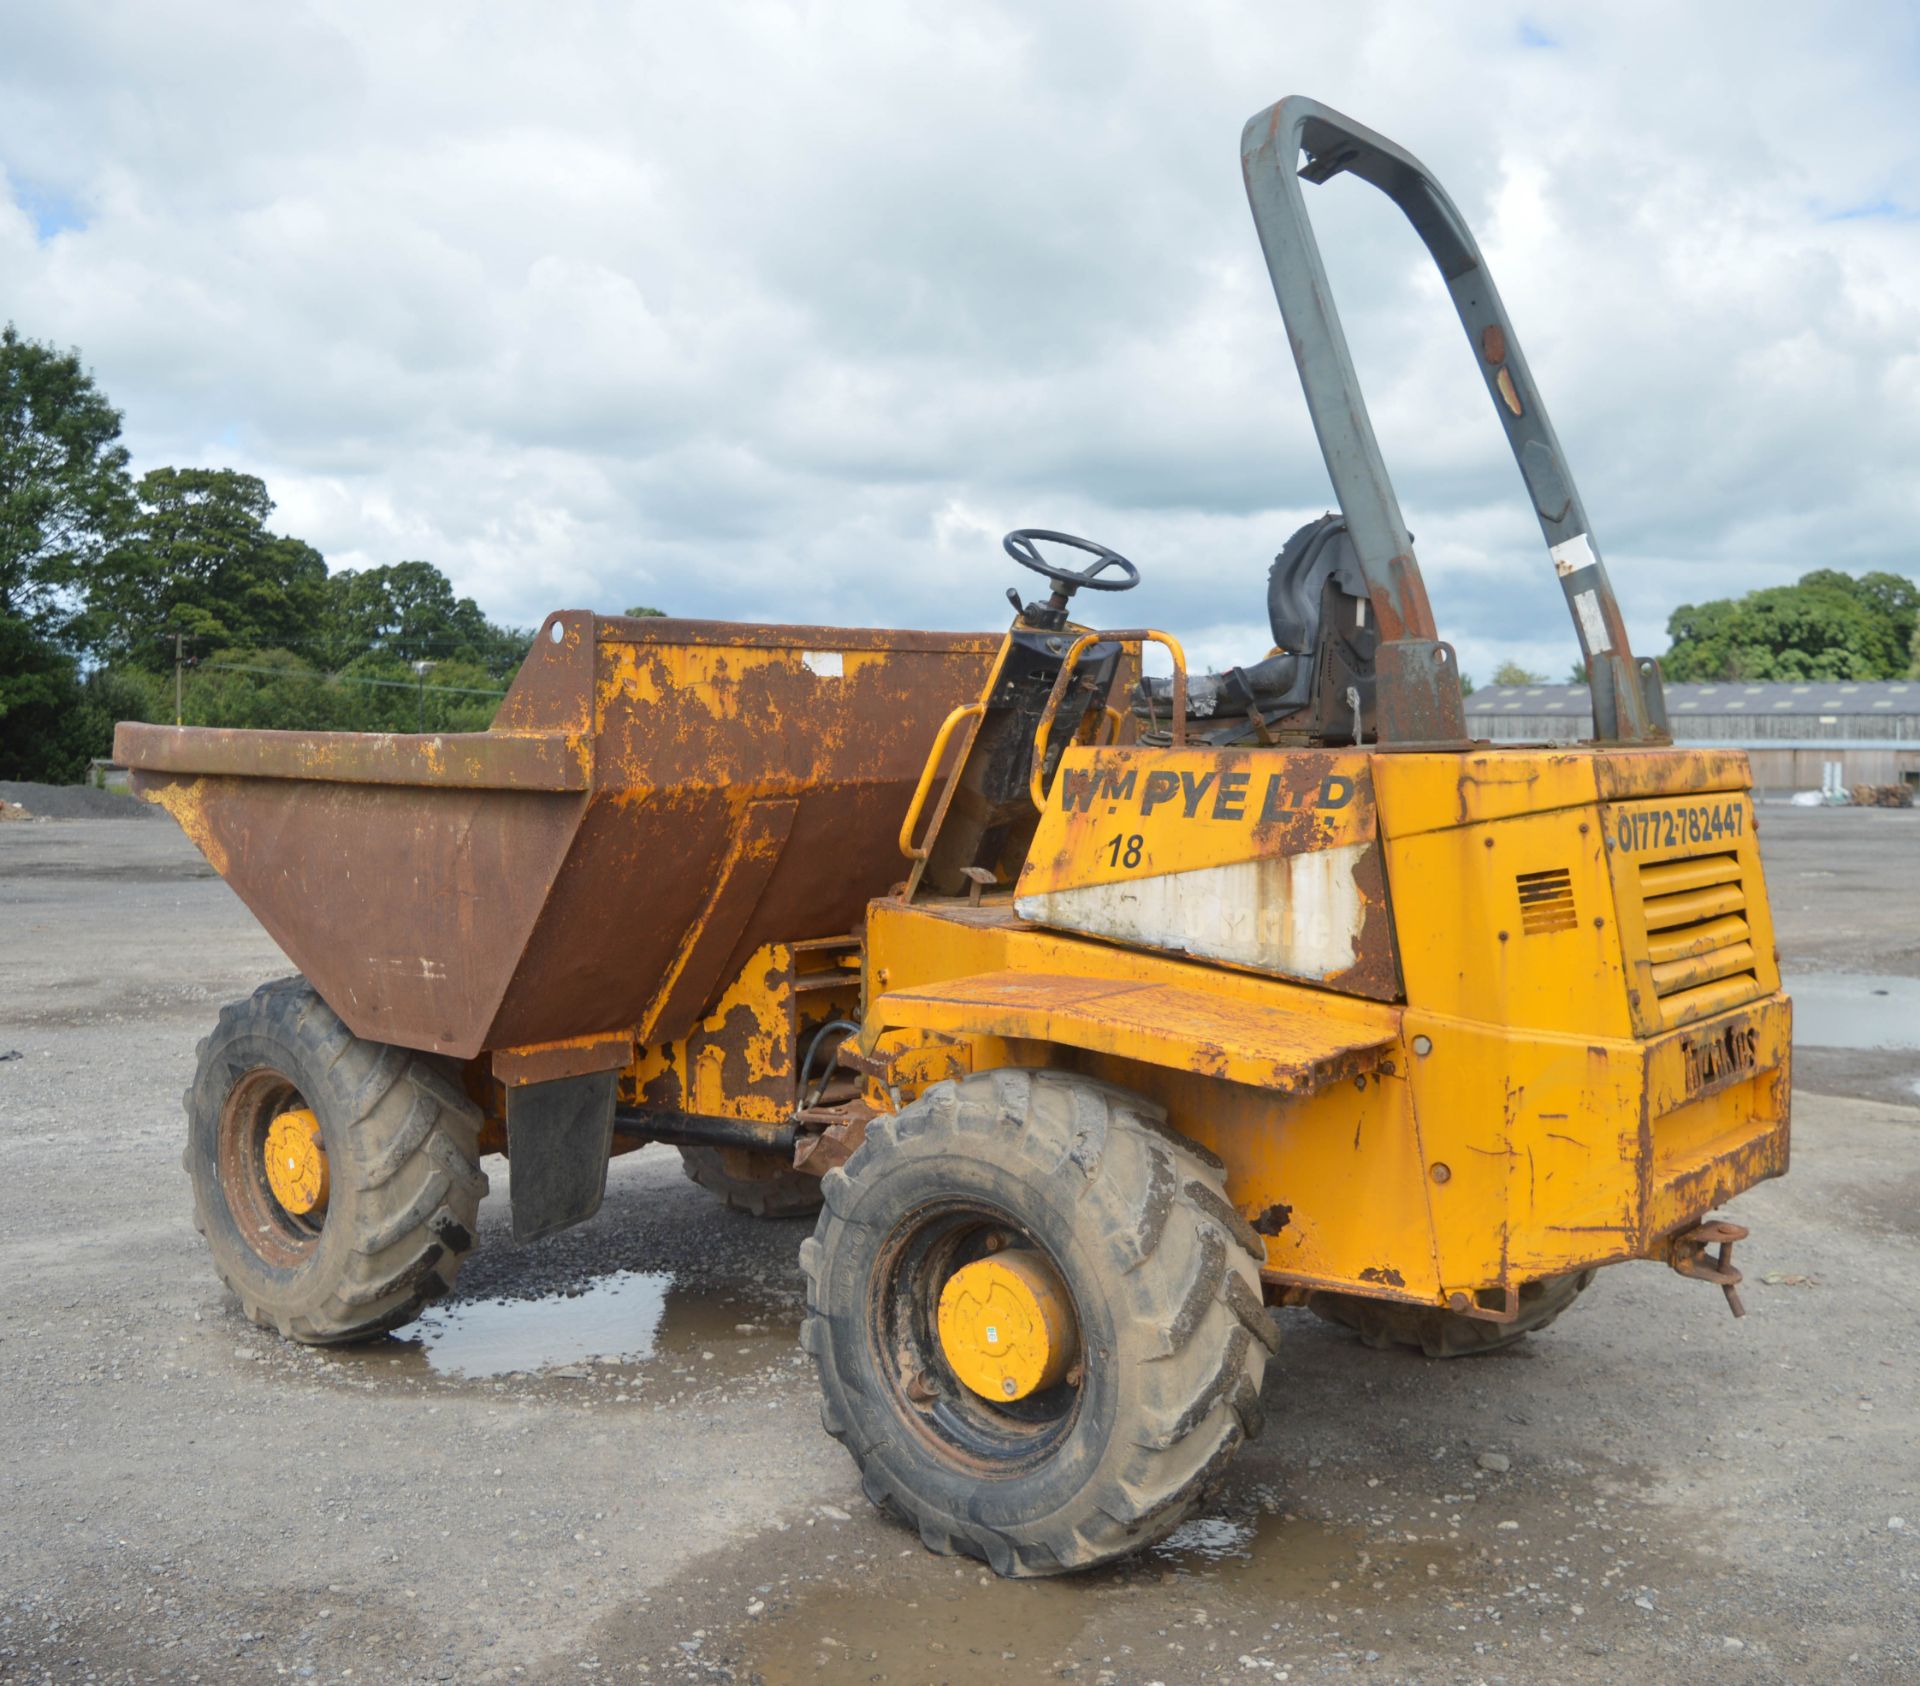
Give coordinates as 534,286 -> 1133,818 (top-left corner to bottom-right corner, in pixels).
1465,679 -> 1920,718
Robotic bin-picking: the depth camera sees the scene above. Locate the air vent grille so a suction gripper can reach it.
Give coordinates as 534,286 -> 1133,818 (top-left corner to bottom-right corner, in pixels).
1638,850 -> 1756,1026
1516,867 -> 1577,934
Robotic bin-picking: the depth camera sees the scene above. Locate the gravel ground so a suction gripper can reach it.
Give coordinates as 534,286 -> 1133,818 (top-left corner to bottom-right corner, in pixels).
1,804 -> 1916,1684
0,779 -> 159,821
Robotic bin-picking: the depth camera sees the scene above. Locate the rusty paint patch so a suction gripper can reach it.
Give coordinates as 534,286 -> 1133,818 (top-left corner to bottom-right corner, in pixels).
1252,1201 -> 1293,1236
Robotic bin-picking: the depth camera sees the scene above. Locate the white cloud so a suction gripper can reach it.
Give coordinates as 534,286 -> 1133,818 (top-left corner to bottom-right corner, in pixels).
2,0 -> 1916,683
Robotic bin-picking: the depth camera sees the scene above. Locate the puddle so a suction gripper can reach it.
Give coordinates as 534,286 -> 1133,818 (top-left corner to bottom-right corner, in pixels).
1783,973 -> 1920,1051
1149,1505 -> 1456,1604
731,1509 -> 1429,1684
741,1565 -> 1096,1684
319,1270 -> 799,1384
402,1270 -> 673,1378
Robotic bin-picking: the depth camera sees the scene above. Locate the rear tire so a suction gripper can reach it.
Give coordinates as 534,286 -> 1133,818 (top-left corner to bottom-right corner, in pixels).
184,976 -> 487,1344
678,1145 -> 824,1217
1307,1270 -> 1595,1358
800,1069 -> 1277,1577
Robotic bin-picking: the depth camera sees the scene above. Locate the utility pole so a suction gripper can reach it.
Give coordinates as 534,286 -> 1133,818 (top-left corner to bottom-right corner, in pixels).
411,659 -> 436,732
175,632 -> 184,726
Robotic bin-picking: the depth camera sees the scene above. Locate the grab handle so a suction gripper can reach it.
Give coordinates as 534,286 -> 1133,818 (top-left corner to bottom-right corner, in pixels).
1029,631 -> 1187,811
900,703 -> 985,861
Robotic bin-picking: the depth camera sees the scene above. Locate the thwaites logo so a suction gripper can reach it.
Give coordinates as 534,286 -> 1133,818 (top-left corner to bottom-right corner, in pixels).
1057,764 -> 1357,821
1680,1021 -> 1760,1094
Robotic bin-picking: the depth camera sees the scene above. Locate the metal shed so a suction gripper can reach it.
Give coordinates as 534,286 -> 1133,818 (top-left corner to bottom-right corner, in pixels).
1466,679 -> 1920,793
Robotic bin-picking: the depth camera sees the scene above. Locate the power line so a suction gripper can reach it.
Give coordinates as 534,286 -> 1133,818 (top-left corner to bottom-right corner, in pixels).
194,660 -> 509,698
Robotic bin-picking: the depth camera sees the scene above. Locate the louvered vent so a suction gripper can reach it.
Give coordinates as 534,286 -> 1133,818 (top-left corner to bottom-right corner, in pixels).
1638,851 -> 1756,1026
1516,867 -> 1577,934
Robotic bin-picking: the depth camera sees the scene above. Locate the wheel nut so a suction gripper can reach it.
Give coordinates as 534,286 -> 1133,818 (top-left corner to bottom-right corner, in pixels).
1001,1377 -> 1018,1397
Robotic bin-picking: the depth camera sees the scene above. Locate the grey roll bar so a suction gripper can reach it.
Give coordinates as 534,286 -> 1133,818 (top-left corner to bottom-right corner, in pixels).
1240,94 -> 1668,746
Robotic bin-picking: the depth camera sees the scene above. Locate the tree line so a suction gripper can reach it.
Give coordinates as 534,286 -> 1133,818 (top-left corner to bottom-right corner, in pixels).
1488,567 -> 1919,691
2,323 -> 536,783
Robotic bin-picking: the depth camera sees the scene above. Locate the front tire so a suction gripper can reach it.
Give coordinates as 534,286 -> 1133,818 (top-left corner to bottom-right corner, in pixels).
800,1069 -> 1277,1577
185,976 -> 488,1344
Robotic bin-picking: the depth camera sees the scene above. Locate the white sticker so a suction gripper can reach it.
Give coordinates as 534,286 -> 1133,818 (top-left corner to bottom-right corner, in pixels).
801,650 -> 843,678
1573,588 -> 1612,655
985,1325 -> 999,1345
1549,531 -> 1596,578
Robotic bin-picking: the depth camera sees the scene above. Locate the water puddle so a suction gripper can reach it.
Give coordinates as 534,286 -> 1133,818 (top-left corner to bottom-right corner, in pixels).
1783,973 -> 1920,1051
731,1510 -> 1433,1683
742,1565 -> 1096,1684
403,1270 -> 672,1378
316,1270 -> 799,1387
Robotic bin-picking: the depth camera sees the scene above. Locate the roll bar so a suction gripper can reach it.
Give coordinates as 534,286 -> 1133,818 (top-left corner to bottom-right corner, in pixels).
1241,95 -> 1668,746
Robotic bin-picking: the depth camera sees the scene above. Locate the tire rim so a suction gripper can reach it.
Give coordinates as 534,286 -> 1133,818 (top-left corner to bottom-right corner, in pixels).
217,1067 -> 326,1270
869,1201 -> 1085,1475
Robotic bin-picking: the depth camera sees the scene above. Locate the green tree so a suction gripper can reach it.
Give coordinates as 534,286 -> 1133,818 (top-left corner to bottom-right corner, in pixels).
80,468 -> 328,668
330,651 -> 506,733
0,323 -> 133,628
0,611 -> 89,778
1663,569 -> 1918,681
321,561 -> 527,678
624,604 -> 666,618
1491,661 -> 1546,686
178,648 -> 343,732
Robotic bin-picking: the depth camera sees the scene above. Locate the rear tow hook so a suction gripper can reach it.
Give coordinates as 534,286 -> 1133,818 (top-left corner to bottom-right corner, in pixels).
1668,1219 -> 1749,1318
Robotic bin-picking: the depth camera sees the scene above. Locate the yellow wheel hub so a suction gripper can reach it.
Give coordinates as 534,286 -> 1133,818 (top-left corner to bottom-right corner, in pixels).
937,1249 -> 1077,1403
264,1107 -> 329,1216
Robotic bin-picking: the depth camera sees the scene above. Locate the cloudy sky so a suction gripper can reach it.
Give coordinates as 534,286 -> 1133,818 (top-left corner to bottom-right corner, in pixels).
4,1 -> 1917,683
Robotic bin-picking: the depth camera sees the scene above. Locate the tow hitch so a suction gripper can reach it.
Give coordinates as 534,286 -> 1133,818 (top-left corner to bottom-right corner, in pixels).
1669,1219 -> 1749,1318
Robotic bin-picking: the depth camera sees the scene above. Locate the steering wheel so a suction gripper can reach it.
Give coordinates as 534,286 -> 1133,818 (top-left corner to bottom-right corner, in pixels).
1003,529 -> 1140,595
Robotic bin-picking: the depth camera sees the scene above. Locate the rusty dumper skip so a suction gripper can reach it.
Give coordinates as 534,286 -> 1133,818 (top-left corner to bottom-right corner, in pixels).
120,97 -> 1789,1576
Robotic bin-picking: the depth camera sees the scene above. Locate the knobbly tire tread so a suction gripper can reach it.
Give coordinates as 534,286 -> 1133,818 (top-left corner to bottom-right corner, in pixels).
678,1145 -> 824,1217
1307,1269 -> 1596,1358
799,1069 -> 1276,1578
186,976 -> 487,1344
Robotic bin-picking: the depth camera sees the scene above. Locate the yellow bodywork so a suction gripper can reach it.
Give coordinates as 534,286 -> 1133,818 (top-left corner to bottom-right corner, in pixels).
265,1107 -> 329,1216
856,732 -> 1789,1318
456,623 -> 1786,1328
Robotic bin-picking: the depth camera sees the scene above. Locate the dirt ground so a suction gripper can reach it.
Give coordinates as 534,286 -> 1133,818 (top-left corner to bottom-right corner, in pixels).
2,802 -> 1916,1685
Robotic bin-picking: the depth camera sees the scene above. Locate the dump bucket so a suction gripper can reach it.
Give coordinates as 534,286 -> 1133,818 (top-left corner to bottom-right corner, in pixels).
116,612 -> 997,1059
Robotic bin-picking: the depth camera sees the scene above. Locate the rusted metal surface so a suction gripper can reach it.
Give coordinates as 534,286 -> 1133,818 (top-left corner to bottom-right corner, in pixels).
873,968 -> 1397,1093
790,1105 -> 873,1175
114,722 -> 587,790
630,942 -> 798,1123
117,613 -> 996,1059
491,1032 -> 635,1088
1667,1218 -> 1749,1317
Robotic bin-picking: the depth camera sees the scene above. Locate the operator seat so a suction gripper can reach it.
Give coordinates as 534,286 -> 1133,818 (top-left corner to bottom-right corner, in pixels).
1134,513 -> 1379,746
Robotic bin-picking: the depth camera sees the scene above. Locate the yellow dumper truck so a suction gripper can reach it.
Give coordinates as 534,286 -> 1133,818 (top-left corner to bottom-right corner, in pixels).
120,96 -> 1788,1576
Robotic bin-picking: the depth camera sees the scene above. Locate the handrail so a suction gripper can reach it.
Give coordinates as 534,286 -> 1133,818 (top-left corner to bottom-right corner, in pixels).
899,702 -> 986,861
1029,631 -> 1187,811
1240,94 -> 1666,746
